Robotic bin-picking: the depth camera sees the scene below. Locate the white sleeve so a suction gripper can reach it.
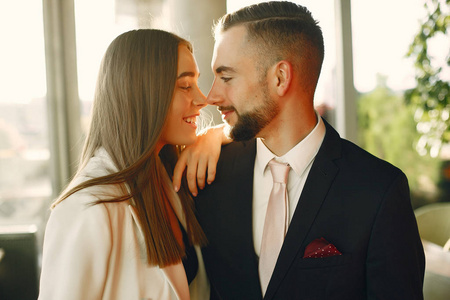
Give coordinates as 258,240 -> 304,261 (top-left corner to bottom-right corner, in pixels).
38,195 -> 112,300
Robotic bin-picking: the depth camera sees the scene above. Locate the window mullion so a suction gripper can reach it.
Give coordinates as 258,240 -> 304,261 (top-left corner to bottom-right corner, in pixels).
42,0 -> 82,197
334,0 -> 357,144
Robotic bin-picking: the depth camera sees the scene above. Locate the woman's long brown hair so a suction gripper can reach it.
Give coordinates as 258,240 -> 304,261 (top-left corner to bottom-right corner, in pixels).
51,29 -> 206,267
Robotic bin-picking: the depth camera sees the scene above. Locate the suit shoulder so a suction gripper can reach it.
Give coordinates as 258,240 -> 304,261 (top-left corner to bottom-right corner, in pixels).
339,138 -> 405,179
219,140 -> 256,160
221,140 -> 255,152
321,122 -> 404,179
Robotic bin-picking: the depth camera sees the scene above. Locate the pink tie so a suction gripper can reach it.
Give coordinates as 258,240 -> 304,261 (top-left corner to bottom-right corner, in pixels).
259,159 -> 290,295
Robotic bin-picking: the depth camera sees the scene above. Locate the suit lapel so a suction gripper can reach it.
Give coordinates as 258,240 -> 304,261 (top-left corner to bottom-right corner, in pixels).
228,140 -> 261,286
214,140 -> 262,296
264,121 -> 342,299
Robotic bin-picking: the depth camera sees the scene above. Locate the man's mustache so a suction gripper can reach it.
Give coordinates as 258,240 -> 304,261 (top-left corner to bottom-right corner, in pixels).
217,106 -> 236,113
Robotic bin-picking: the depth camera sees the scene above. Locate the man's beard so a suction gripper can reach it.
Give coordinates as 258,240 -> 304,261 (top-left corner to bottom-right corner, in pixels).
230,87 -> 279,141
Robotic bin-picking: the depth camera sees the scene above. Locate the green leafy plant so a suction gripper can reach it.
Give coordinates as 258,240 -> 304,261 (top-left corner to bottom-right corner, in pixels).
358,76 -> 442,208
405,0 -> 450,157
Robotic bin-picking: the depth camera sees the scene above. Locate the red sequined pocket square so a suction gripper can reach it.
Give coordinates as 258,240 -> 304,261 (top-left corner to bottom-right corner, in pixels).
303,237 -> 342,258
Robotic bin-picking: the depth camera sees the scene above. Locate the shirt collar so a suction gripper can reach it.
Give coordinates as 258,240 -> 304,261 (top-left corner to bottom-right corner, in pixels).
256,114 -> 326,177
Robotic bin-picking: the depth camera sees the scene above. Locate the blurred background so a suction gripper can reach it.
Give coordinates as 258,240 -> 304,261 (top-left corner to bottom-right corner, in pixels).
0,0 -> 449,299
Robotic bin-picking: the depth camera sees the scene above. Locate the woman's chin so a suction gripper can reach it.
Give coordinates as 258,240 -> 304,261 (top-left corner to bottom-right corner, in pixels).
174,135 -> 197,147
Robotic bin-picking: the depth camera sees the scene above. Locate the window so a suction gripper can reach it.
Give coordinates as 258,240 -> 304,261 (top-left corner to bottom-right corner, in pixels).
0,1 -> 50,240
75,0 -> 138,132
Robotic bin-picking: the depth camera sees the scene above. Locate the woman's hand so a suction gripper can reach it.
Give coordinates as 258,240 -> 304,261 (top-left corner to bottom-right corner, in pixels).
173,124 -> 231,196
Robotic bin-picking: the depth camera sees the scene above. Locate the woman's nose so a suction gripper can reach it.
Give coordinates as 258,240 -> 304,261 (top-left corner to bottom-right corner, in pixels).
193,87 -> 207,108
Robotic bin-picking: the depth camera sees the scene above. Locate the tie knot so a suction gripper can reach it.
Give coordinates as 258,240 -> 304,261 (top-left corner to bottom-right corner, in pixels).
268,159 -> 290,184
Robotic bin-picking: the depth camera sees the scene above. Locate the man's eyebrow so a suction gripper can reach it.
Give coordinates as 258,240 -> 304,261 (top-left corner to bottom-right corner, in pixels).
215,66 -> 236,74
177,71 -> 196,79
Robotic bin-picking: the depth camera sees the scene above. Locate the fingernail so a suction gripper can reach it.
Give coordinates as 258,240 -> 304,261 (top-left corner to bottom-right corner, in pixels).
192,192 -> 197,197
174,185 -> 179,192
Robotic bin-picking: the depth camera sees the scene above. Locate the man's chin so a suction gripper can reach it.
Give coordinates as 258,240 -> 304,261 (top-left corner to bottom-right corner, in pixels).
230,126 -> 257,141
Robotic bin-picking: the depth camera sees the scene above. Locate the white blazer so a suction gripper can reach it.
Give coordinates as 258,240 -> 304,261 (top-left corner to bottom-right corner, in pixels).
38,149 -> 209,300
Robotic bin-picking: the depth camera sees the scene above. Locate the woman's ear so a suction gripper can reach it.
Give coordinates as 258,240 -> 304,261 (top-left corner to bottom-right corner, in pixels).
274,61 -> 292,96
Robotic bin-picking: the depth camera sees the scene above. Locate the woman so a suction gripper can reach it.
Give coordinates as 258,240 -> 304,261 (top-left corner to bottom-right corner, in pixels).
38,29 -> 209,300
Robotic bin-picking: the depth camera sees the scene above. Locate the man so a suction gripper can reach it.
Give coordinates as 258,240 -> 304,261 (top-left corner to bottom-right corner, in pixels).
177,2 -> 425,299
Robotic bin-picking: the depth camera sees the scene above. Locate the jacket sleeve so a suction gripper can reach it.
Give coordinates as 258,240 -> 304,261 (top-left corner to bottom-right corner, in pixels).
366,172 -> 425,299
38,195 -> 112,300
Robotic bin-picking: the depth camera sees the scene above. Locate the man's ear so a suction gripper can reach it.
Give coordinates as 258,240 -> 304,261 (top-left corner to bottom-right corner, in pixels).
274,61 -> 292,96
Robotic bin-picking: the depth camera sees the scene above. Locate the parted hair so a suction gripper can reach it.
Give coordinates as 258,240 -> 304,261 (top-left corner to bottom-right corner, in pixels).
52,29 -> 206,267
214,1 -> 325,96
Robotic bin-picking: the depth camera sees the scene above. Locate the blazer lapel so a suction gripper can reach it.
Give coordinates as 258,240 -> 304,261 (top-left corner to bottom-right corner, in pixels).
264,121 -> 342,299
129,205 -> 189,300
161,263 -> 190,300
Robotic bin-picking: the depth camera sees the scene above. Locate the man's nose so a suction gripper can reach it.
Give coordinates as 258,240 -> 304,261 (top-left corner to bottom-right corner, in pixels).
206,81 -> 221,106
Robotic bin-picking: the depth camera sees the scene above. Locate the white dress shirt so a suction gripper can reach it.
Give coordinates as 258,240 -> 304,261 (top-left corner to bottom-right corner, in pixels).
253,116 -> 326,256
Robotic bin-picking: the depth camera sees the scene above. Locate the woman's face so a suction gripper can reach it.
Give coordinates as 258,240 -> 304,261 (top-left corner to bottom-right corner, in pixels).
159,45 -> 206,148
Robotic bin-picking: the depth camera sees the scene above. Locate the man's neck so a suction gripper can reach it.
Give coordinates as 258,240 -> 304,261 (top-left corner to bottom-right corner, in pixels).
259,111 -> 318,156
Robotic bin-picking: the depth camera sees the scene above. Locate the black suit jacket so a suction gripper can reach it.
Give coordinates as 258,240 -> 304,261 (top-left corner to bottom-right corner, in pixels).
196,120 -> 425,300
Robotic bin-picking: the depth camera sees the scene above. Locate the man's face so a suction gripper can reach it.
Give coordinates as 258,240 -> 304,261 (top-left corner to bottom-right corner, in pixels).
207,25 -> 279,141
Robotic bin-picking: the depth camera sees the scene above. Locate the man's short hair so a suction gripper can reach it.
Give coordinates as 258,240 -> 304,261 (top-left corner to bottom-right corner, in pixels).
214,1 -> 324,92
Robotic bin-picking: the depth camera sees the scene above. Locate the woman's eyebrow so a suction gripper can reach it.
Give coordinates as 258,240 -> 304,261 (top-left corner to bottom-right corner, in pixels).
177,71 -> 196,79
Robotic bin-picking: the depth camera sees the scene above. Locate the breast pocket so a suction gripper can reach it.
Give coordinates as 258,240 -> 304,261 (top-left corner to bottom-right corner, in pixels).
298,253 -> 352,269
283,254 -> 354,299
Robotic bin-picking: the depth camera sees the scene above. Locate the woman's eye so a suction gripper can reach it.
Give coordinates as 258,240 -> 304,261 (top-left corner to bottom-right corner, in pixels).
221,77 -> 231,83
180,86 -> 192,90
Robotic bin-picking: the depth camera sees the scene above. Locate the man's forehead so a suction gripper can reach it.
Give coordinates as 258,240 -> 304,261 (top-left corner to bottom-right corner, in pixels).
216,25 -> 247,47
212,26 -> 248,69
